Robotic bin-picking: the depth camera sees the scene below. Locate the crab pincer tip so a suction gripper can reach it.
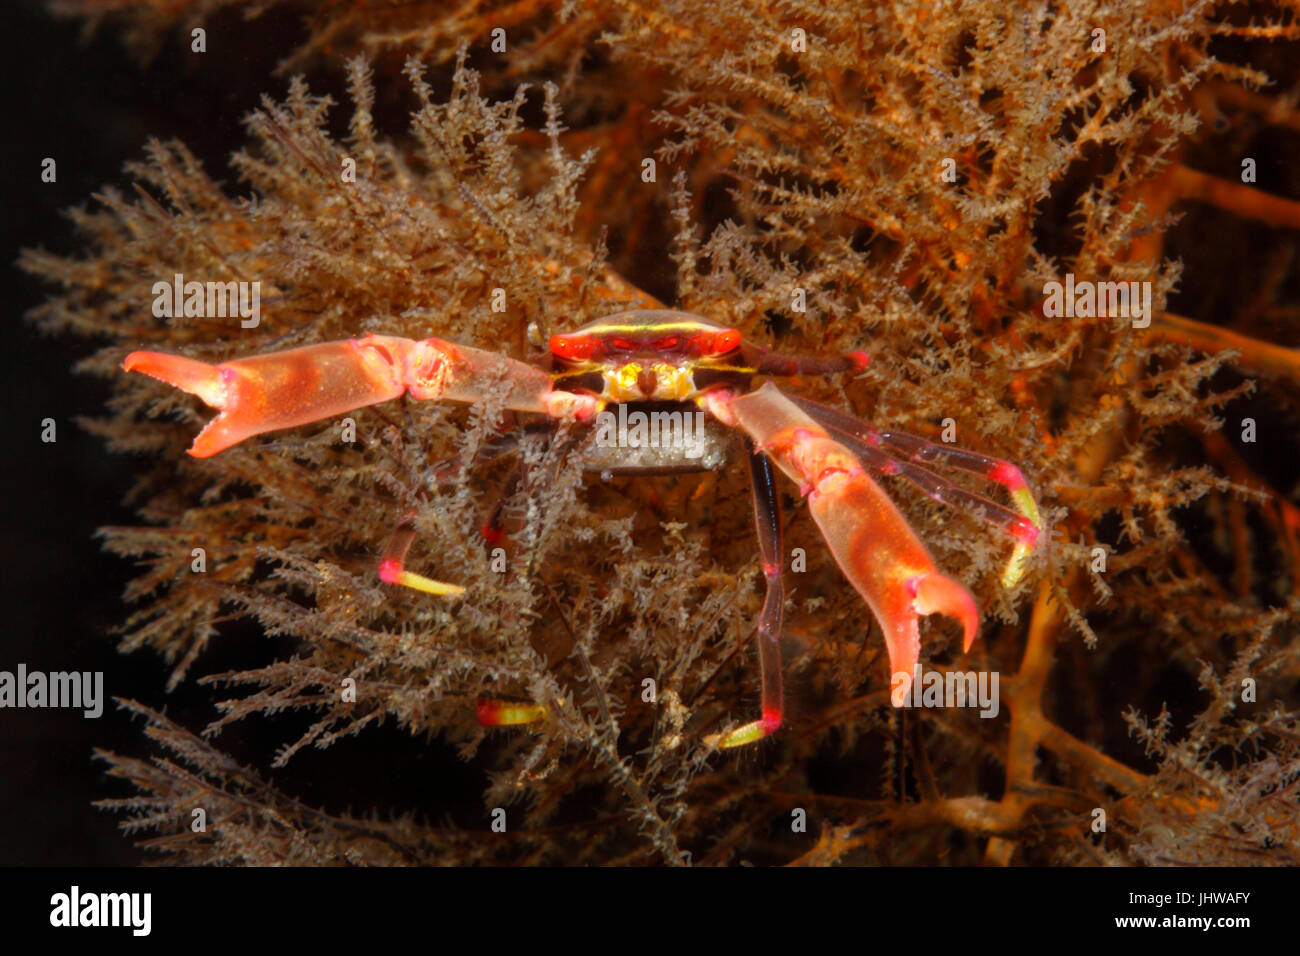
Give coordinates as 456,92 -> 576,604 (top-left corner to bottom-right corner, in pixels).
911,572 -> 980,653
122,350 -> 226,408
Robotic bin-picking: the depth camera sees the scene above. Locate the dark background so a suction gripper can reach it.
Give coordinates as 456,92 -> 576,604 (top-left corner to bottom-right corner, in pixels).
3,0 -> 279,865
2,0 -> 488,865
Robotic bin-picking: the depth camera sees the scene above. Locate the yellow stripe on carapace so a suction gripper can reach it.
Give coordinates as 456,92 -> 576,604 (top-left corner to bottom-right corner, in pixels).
693,362 -> 759,375
578,320 -> 723,335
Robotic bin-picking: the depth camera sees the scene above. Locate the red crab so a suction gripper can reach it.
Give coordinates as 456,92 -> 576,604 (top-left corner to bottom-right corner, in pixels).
123,309 -> 1042,748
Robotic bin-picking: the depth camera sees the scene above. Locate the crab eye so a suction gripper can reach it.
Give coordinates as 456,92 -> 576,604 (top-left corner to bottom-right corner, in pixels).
709,330 -> 741,354
550,334 -> 597,360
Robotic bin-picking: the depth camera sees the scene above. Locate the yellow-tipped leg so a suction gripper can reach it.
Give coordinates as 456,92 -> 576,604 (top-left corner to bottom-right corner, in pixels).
476,699 -> 548,726
777,393 -> 1046,593
1000,482 -> 1045,589
708,708 -> 783,749
705,448 -> 789,750
378,560 -> 465,596
378,512 -> 466,597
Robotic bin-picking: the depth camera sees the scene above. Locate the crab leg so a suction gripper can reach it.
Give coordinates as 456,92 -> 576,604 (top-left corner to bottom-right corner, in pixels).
123,335 -> 595,458
712,441 -> 787,748
379,445 -> 529,596
378,509 -> 466,596
754,350 -> 870,377
476,699 -> 549,726
380,439 -> 549,725
789,396 -> 1043,588
714,383 -> 979,701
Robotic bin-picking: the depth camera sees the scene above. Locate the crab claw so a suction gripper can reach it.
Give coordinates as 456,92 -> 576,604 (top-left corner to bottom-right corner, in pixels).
807,470 -> 980,704
727,384 -> 981,700
124,335 -> 558,457
897,570 -> 979,697
911,571 -> 978,653
125,339 -> 420,457
122,351 -> 228,408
